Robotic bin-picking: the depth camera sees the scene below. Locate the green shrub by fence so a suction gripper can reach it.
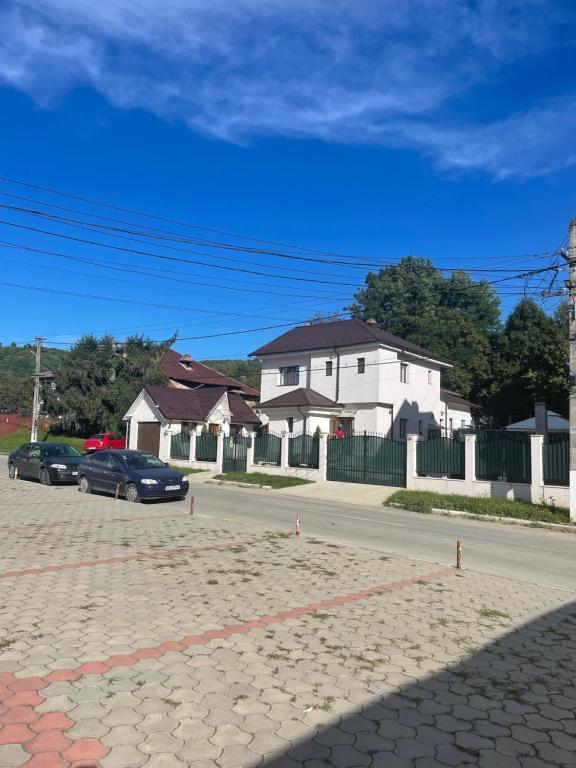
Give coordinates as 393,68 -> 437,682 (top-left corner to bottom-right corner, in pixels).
417,437 -> 464,479
288,434 -> 319,468
196,433 -> 217,462
475,431 -> 531,483
254,433 -> 282,466
170,432 -> 190,461
543,434 -> 568,486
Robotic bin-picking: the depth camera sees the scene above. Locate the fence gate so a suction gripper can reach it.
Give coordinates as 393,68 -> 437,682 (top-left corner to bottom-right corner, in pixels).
327,433 -> 406,487
223,434 -> 247,473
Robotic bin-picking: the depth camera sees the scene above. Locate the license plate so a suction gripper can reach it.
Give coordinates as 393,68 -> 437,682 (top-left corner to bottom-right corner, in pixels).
165,485 -> 180,491
72,471 -> 78,476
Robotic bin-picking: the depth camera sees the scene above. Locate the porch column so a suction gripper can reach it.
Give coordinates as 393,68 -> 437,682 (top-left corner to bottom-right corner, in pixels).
216,431 -> 224,474
464,435 -> 476,484
405,434 -> 418,490
530,434 -> 544,504
280,433 -> 290,469
246,432 -> 256,473
318,433 -> 328,481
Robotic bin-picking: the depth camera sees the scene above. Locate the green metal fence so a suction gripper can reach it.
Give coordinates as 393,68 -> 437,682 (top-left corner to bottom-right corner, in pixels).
417,437 -> 464,479
195,433 -> 217,462
327,433 -> 406,487
170,432 -> 191,461
475,431 -> 531,483
288,434 -> 319,468
543,434 -> 569,486
223,434 -> 247,473
254,433 -> 282,466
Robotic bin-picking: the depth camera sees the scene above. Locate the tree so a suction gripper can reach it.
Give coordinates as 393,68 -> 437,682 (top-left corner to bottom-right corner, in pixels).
489,299 -> 568,423
0,378 -> 33,414
348,256 -> 501,399
45,334 -> 174,435
306,311 -> 344,324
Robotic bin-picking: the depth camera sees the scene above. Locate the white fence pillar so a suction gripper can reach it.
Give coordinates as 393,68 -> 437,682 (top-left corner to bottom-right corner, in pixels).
189,431 -> 197,463
318,434 -> 328,481
464,435 -> 476,483
280,434 -> 290,469
405,434 -> 418,490
246,432 -> 256,473
530,434 -> 544,504
216,431 -> 224,473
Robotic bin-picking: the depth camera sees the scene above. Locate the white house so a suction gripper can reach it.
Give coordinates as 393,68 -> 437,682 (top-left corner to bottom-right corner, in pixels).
250,319 -> 474,439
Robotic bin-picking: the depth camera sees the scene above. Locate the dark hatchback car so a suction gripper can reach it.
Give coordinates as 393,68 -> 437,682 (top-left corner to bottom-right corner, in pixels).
77,450 -> 189,503
8,442 -> 83,484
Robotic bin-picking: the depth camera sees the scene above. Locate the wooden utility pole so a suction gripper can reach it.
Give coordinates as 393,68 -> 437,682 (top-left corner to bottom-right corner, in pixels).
568,220 -> 576,521
30,336 -> 45,443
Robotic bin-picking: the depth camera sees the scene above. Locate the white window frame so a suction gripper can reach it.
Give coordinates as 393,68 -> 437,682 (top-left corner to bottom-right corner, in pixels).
279,366 -> 299,386
357,357 -> 366,374
326,360 -> 333,377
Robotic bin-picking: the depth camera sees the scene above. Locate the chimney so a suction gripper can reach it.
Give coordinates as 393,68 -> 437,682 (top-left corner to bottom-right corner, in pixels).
366,318 -> 377,325
534,401 -> 548,438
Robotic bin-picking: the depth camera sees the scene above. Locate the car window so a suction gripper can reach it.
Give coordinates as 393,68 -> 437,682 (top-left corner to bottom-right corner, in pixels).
42,444 -> 82,458
122,453 -> 164,469
91,453 -> 108,464
18,444 -> 31,458
109,434 -> 121,440
89,434 -> 105,440
106,455 -> 122,469
29,446 -> 41,459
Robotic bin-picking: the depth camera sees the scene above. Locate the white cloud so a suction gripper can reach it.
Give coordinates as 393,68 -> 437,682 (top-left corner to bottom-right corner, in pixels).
0,0 -> 573,178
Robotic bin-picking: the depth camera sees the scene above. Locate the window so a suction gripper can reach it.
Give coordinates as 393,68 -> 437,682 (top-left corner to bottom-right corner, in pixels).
399,418 -> 407,439
461,419 -> 467,428
428,370 -> 432,385
418,420 -> 423,436
287,417 -> 294,434
280,366 -> 299,386
449,418 -> 453,431
400,363 -> 408,383
357,357 -> 365,374
325,360 -> 333,377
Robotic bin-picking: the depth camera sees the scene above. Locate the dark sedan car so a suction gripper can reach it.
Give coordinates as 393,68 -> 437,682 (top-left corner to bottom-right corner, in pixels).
8,442 -> 83,484
77,449 -> 189,502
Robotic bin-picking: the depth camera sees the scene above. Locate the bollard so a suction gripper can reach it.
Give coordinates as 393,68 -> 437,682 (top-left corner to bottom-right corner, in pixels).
456,540 -> 462,569
190,495 -> 195,516
115,482 -> 120,500
295,511 -> 301,536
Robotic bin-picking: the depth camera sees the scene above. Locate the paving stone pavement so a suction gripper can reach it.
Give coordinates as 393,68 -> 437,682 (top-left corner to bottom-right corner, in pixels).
0,476 -> 575,767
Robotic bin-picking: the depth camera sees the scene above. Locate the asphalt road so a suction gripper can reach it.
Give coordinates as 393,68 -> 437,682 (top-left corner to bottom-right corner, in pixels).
2,453 -> 575,591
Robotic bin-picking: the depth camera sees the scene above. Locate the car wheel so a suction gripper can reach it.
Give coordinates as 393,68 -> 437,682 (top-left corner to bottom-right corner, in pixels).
8,463 -> 17,480
40,468 -> 52,486
125,483 -> 140,503
79,476 -> 91,494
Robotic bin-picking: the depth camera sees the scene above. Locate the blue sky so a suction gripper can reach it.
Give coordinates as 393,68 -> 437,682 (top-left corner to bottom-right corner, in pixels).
0,0 -> 575,360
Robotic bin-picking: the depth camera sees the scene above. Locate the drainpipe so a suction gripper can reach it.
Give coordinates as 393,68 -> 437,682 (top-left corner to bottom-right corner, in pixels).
335,350 -> 341,403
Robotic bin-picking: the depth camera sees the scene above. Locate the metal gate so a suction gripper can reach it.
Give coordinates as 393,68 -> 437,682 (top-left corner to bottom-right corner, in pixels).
223,434 -> 247,473
327,433 -> 406,487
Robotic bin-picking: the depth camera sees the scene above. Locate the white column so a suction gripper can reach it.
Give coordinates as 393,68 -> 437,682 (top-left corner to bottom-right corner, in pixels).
216,431 -> 224,473
464,435 -> 476,484
405,434 -> 418,490
189,431 -> 197,463
530,434 -> 544,505
280,433 -> 289,469
318,434 -> 328,481
246,432 -> 256,473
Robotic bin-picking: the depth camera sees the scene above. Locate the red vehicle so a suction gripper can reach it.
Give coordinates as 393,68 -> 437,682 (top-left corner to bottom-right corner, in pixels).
83,432 -> 126,453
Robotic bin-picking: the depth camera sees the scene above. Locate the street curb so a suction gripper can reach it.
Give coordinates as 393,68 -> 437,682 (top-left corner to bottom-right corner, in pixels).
206,479 -> 273,491
387,503 -> 576,534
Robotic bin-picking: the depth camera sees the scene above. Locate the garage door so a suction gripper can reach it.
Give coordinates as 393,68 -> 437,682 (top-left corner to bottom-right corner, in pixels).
137,422 -> 161,457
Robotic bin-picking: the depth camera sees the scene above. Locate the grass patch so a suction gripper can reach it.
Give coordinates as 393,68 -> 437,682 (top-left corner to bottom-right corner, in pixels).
169,465 -> 206,474
0,429 -> 86,455
388,490 -> 570,525
213,471 -> 315,489
478,608 -> 510,621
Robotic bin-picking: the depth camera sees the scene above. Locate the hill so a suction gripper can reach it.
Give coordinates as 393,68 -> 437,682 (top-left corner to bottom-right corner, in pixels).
201,359 -> 261,392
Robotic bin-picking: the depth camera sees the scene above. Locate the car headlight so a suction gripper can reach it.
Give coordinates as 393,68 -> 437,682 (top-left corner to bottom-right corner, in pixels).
51,464 -> 67,470
140,478 -> 158,485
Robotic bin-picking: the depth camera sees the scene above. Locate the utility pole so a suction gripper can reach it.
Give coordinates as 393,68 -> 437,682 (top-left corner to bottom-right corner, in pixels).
30,336 -> 45,443
568,220 -> 576,522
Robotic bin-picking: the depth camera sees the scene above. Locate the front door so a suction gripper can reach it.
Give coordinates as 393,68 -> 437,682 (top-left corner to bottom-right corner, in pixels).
137,422 -> 161,457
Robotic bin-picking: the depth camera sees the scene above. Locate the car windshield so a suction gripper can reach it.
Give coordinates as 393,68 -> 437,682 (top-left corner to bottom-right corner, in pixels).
89,434 -> 105,440
122,453 -> 165,469
41,444 -> 82,458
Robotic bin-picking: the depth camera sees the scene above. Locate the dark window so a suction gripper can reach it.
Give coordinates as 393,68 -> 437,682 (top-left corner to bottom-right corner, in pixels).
91,453 -> 108,464
400,363 -> 408,383
42,444 -> 81,458
399,419 -> 407,439
18,444 -> 31,457
418,420 -> 423,436
29,445 -> 41,459
123,453 -> 165,469
357,358 -> 365,374
428,370 -> 433,385
89,434 -> 105,440
280,366 -> 299,386
287,417 -> 294,434
106,455 -> 123,470
325,360 -> 333,377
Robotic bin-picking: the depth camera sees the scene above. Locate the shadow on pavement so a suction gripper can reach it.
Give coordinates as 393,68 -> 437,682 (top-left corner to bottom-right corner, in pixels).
262,599 -> 576,767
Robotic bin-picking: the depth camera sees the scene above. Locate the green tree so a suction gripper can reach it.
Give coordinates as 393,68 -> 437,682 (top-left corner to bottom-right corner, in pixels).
0,377 -> 34,414
348,256 -> 500,399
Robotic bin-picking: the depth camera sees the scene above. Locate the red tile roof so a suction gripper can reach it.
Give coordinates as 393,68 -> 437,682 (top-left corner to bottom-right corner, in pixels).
162,349 -> 260,397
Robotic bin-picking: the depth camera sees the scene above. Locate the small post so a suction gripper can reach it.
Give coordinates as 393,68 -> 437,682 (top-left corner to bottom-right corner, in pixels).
115,482 -> 120,499
190,495 -> 195,516
456,540 -> 462,569
295,511 -> 301,536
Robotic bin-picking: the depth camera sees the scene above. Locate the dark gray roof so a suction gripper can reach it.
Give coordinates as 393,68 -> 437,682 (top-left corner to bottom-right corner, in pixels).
259,388 -> 338,409
250,319 -> 451,365
440,389 -> 479,409
144,386 -> 259,424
